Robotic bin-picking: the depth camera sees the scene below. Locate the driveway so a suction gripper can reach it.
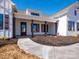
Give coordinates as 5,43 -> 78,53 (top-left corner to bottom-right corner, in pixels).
18,38 -> 79,59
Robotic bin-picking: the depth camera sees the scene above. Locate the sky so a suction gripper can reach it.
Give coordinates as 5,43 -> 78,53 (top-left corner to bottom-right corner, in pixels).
12,0 -> 77,16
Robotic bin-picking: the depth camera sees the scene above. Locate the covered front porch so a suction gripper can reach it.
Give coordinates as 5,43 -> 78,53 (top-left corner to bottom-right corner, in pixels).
13,13 -> 58,37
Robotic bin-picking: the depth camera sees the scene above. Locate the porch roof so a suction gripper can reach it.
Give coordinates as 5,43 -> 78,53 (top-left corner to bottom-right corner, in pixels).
14,13 -> 57,22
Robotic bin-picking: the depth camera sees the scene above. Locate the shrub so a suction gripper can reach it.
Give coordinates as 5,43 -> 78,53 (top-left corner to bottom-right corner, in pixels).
0,36 -> 9,40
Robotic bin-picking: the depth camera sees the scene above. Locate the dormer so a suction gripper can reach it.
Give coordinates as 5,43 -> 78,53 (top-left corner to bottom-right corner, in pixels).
26,9 -> 40,16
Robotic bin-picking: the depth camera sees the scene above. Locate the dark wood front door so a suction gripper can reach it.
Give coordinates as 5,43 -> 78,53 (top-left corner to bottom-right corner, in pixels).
21,22 -> 27,36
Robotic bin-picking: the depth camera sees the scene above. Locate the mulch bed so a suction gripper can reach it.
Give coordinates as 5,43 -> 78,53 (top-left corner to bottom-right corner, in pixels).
32,36 -> 79,46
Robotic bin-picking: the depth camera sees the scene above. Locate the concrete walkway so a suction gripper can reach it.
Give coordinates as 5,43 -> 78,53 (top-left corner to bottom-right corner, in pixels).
17,38 -> 79,59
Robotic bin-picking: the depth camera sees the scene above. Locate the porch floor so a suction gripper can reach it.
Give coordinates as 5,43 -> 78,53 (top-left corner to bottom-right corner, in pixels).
32,36 -> 79,46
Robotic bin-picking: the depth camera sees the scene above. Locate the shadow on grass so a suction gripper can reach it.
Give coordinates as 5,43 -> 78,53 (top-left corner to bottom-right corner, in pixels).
0,38 -> 18,47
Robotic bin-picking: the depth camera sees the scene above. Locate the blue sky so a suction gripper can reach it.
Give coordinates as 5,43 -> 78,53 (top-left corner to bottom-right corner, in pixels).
12,0 -> 77,15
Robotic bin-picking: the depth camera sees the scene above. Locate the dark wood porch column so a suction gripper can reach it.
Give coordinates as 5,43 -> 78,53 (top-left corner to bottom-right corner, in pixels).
55,23 -> 57,35
31,20 -> 34,37
45,21 -> 48,36
55,20 -> 59,35
13,14 -> 16,38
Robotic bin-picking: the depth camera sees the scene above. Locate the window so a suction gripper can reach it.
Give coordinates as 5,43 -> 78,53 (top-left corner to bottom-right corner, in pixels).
31,12 -> 40,16
0,14 -> 3,29
77,22 -> 79,31
41,24 -> 48,32
33,23 -> 40,32
0,14 -> 9,30
77,7 -> 79,9
74,10 -> 77,16
41,24 -> 45,32
68,21 -> 75,31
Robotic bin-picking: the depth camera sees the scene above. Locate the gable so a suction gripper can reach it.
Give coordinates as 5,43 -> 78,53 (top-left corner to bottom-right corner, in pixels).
50,2 -> 79,19
0,0 -> 15,14
67,2 -> 79,21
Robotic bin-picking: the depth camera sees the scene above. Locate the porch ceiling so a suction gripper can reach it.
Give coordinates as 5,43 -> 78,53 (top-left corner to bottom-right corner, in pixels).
14,13 -> 57,22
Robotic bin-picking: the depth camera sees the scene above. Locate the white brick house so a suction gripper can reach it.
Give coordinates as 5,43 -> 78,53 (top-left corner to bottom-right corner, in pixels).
0,0 -> 79,38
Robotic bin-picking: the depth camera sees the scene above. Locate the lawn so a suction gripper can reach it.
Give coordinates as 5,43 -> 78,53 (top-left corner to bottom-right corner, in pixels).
0,44 -> 42,59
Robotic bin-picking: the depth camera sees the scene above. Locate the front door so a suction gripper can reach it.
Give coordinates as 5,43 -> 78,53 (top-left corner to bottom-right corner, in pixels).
21,22 -> 27,36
